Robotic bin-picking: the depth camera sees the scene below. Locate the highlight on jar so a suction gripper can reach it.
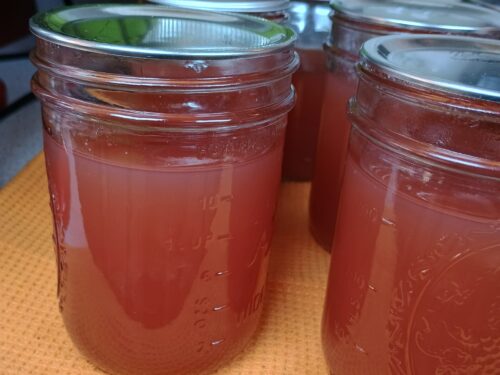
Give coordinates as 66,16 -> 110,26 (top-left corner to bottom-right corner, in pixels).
322,33 -> 500,375
147,0 -> 332,181
29,4 -> 298,375
309,0 -> 500,251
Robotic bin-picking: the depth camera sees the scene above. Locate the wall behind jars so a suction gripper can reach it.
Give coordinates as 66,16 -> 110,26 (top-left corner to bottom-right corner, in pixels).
0,0 -> 142,186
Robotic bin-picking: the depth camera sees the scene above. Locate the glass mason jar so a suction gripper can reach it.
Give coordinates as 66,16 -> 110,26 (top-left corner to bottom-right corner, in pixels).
146,0 -> 291,22
309,0 -> 500,250
283,0 -> 330,180
323,34 -> 500,374
30,5 -> 298,375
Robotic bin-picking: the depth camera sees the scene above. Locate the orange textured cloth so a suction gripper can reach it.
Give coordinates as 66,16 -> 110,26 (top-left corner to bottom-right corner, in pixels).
0,154 -> 330,374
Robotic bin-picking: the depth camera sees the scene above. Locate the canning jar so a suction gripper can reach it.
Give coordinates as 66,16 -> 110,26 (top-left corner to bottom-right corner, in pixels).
323,34 -> 500,374
30,5 -> 298,375
309,0 -> 500,250
283,0 -> 330,180
147,0 -> 290,22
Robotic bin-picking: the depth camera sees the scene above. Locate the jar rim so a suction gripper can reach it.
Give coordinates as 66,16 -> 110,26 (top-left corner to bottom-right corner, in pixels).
360,34 -> 500,103
330,0 -> 500,35
148,0 -> 290,13
29,4 -> 296,59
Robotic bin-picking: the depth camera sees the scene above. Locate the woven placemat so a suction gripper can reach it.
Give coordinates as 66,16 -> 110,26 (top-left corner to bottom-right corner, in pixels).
0,154 -> 330,374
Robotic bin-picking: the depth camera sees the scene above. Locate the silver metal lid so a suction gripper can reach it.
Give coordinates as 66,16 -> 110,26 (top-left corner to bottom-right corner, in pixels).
331,0 -> 500,35
148,0 -> 290,13
361,34 -> 500,102
29,4 -> 296,58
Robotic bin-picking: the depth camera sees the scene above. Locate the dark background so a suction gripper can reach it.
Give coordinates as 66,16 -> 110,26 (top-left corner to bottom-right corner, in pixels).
0,0 -> 136,187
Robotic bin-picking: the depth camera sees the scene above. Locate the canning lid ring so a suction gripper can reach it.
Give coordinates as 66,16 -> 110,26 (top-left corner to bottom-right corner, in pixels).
30,4 -> 296,59
330,0 -> 500,35
360,34 -> 500,103
147,0 -> 290,14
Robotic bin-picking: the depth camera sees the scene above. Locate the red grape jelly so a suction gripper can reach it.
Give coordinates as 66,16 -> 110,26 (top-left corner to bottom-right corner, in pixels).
30,5 -> 298,375
322,34 -> 500,374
